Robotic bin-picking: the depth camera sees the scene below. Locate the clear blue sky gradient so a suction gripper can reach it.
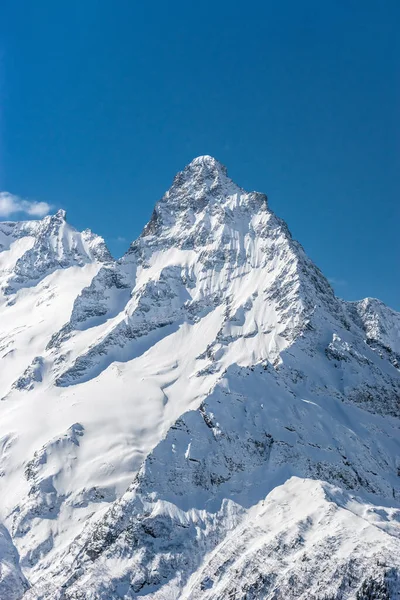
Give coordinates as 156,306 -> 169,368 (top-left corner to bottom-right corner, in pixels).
1,1 -> 399,308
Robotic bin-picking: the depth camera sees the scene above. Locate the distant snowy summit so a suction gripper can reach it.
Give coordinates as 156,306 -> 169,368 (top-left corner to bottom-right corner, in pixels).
0,208 -> 111,295
0,157 -> 399,599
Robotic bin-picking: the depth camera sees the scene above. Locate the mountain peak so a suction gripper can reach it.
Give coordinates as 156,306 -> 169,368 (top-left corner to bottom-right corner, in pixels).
169,155 -> 231,194
53,208 -> 66,221
138,156 -> 265,240
185,155 -> 228,176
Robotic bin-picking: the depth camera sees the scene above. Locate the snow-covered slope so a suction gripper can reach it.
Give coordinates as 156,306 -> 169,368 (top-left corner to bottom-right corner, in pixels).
0,156 -> 399,599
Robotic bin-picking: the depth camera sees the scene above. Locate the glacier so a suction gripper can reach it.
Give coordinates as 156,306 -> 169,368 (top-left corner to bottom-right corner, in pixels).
0,155 -> 399,599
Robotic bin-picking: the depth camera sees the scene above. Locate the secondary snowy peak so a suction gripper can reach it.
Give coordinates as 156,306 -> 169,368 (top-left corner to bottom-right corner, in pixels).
0,209 -> 111,295
348,297 -> 400,355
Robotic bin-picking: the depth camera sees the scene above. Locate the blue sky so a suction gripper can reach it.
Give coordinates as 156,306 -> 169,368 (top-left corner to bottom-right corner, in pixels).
1,0 -> 399,309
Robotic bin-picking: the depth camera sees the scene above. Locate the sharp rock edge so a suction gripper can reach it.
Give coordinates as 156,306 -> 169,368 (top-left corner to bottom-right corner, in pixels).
0,157 -> 399,600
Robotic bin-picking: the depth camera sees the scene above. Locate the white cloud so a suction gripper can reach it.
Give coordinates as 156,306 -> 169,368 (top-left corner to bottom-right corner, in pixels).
0,192 -> 52,218
328,277 -> 347,287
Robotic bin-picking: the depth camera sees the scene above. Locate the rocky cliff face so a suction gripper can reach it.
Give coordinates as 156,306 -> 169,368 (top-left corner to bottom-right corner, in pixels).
0,157 -> 399,599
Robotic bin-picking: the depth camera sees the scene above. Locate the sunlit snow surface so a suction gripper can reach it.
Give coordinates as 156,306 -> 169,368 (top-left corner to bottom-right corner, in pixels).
0,157 -> 399,599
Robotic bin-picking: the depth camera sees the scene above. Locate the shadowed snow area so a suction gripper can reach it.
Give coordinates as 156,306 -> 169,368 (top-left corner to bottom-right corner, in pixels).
0,157 -> 399,599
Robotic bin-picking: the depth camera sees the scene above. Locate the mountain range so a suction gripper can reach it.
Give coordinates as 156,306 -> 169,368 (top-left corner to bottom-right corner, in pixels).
0,156 -> 399,599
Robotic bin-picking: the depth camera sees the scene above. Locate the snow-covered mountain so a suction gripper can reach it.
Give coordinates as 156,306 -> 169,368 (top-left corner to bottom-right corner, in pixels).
0,156 -> 399,599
